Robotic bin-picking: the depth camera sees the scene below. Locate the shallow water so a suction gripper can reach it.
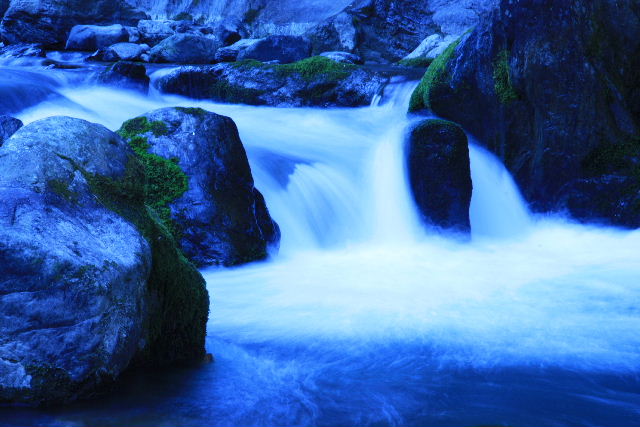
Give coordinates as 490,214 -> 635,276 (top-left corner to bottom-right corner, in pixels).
1,64 -> 639,427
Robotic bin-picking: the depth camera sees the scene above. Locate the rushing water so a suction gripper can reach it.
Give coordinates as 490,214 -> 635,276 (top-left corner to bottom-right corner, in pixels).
1,63 -> 639,427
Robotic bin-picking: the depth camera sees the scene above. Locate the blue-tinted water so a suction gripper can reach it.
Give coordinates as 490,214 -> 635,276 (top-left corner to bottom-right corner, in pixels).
0,64 -> 639,427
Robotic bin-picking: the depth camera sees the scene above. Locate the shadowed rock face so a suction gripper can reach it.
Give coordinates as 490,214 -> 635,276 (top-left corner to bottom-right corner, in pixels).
406,119 -> 472,232
0,0 -> 147,47
0,116 -> 208,405
119,107 -> 280,267
411,0 -> 640,228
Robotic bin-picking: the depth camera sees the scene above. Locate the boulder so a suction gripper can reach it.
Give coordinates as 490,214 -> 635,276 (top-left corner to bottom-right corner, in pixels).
409,0 -> 640,228
214,38 -> 260,62
0,115 -> 22,146
406,119 -> 472,232
0,116 -> 208,405
137,20 -> 177,46
404,34 -> 443,60
65,24 -> 130,51
155,56 -> 387,108
0,0 -> 147,47
148,34 -> 219,64
97,61 -> 149,92
118,108 -> 280,266
319,51 -> 363,65
102,42 -> 146,62
236,35 -> 312,64
308,11 -> 358,55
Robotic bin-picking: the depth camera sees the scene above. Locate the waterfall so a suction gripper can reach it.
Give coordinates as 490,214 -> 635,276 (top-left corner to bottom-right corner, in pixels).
4,65 -> 639,427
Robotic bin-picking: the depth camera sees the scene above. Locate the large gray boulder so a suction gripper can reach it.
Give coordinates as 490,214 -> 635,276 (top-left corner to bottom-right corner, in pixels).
0,116 -> 208,404
102,42 -> 147,61
410,0 -> 640,228
236,35 -> 311,64
0,0 -> 147,47
65,24 -> 130,51
137,19 -> 177,46
156,56 -> 387,107
118,108 -> 280,266
406,119 -> 472,232
0,115 -> 22,146
148,33 -> 219,64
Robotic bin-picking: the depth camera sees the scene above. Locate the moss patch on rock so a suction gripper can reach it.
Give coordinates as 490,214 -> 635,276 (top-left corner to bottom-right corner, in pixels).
62,152 -> 208,368
118,117 -> 188,238
493,50 -> 519,104
409,38 -> 461,113
275,56 -> 356,81
397,57 -> 433,68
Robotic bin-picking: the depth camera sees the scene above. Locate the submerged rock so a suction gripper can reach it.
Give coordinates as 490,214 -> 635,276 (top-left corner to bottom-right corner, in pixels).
97,61 -> 149,92
148,34 -> 219,64
65,24 -> 130,51
118,108 -> 280,266
406,119 -> 472,232
155,56 -> 386,107
0,116 -> 22,146
409,0 -> 640,228
0,116 -> 208,405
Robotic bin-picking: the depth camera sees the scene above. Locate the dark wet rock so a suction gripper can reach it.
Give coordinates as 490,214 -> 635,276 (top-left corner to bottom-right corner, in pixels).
102,42 -> 146,62
97,61 -> 149,92
148,34 -> 219,64
155,56 -> 386,107
65,24 -> 130,51
0,115 -> 22,146
118,107 -> 280,266
0,116 -> 208,405
319,51 -> 363,64
406,119 -> 472,232
410,0 -> 640,228
236,35 -> 311,64
0,0 -> 147,47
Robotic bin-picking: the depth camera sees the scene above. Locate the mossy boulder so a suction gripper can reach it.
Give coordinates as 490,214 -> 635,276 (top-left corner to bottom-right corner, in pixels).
406,119 -> 472,232
409,0 -> 640,228
0,116 -> 208,405
118,108 -> 280,267
155,56 -> 387,107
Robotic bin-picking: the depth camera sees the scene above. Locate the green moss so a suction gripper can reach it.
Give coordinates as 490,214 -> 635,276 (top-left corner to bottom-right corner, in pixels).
175,107 -> 207,117
409,38 -> 461,113
117,118 -> 188,239
48,179 -> 78,202
173,12 -> 193,21
60,153 -> 208,368
276,56 -> 356,82
493,50 -> 519,105
582,136 -> 640,213
208,79 -> 264,105
397,57 -> 433,68
119,117 -> 169,139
